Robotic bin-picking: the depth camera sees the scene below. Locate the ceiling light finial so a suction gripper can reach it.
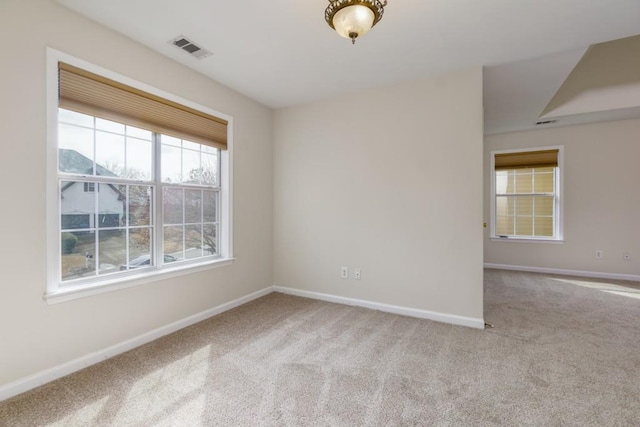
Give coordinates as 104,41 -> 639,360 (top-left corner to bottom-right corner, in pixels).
325,0 -> 388,45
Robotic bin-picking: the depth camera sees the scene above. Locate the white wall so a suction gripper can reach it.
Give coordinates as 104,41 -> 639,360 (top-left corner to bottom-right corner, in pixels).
484,119 -> 640,276
0,0 -> 273,386
273,68 -> 485,321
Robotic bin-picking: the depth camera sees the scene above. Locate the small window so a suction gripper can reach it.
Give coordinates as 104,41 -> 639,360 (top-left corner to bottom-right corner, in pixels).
83,182 -> 95,193
491,147 -> 563,241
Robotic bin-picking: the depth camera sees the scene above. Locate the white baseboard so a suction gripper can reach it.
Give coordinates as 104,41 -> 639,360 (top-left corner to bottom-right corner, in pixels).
484,263 -> 640,282
273,286 -> 485,330
0,286 -> 272,402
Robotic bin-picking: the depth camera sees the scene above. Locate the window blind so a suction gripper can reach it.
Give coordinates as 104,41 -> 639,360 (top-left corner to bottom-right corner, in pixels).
58,62 -> 228,150
494,149 -> 558,170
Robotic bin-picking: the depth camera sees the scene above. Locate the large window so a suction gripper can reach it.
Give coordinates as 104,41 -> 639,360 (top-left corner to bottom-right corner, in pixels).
47,52 -> 232,299
491,148 -> 562,241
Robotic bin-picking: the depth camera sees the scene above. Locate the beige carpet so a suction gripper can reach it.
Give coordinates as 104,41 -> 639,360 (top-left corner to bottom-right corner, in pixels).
1,269 -> 639,426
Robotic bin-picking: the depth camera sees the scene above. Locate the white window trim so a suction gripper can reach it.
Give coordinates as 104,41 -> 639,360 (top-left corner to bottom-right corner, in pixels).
489,145 -> 564,243
45,48 -> 234,303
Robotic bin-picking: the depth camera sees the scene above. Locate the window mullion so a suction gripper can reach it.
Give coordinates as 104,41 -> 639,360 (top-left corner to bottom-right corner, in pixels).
201,189 -> 204,257
94,182 -> 99,276
153,132 -> 163,269
531,171 -> 535,237
92,115 -> 98,276
513,196 -> 517,235
92,116 -> 97,176
532,195 -> 536,237
125,185 -> 130,270
182,188 -> 186,260
496,192 -> 553,197
217,190 -> 221,255
552,168 -> 556,232
57,174 -> 155,186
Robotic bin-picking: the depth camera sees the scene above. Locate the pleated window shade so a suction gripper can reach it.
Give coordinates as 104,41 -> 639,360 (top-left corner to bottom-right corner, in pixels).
58,62 -> 227,150
494,149 -> 558,170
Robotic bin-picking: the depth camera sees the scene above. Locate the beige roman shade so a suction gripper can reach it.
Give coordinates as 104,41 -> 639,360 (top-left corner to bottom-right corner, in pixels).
494,149 -> 558,170
58,62 -> 228,150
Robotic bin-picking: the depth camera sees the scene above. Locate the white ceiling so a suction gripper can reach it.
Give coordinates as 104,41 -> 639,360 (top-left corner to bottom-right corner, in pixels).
57,0 -> 640,134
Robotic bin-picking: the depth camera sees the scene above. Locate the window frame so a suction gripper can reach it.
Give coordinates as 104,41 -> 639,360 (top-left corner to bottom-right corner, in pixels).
45,49 -> 234,303
489,146 -> 564,243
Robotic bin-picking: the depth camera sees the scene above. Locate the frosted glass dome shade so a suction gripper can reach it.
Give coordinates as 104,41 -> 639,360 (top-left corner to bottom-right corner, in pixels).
332,5 -> 376,41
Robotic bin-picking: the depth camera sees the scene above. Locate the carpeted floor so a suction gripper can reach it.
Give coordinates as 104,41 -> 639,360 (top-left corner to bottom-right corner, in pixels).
1,269 -> 639,426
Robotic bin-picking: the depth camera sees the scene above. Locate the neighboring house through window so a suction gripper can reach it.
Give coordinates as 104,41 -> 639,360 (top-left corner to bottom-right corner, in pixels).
46,50 -> 232,300
490,147 -> 563,241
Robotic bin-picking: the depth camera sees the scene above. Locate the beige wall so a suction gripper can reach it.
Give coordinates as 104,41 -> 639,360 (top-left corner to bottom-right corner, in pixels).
273,68 -> 485,321
484,119 -> 640,276
0,0 -> 273,386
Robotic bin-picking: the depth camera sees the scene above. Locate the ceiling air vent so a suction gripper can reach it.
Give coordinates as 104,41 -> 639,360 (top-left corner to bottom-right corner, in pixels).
169,35 -> 212,60
535,120 -> 558,126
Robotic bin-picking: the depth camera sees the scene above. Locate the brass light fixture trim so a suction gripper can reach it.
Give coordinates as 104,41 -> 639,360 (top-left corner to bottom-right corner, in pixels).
325,0 -> 388,44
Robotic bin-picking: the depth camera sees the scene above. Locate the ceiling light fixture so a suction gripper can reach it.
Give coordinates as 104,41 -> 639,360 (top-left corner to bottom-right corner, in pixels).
325,0 -> 388,45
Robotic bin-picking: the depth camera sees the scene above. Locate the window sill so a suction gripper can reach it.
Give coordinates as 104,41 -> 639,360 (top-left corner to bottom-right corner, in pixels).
490,237 -> 564,244
44,257 -> 235,304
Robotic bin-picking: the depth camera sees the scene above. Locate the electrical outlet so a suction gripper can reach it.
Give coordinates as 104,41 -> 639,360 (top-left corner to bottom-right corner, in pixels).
354,268 -> 361,280
623,252 -> 631,261
595,250 -> 603,259
341,266 -> 349,279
